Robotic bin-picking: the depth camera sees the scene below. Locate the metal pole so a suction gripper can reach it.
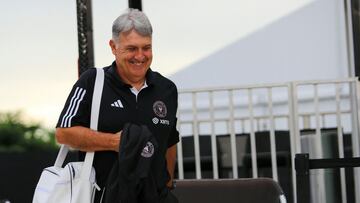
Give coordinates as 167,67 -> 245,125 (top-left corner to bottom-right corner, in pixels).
351,0 -> 360,77
229,90 -> 239,178
295,153 -> 311,203
335,83 -> 348,203
268,88 -> 279,181
128,0 -> 142,10
76,0 -> 95,77
313,84 -> 326,203
289,82 -> 300,203
192,92 -> 202,179
176,111 -> 184,179
353,80 -> 360,203
209,91 -> 219,179
248,89 -> 258,178
344,0 -> 356,78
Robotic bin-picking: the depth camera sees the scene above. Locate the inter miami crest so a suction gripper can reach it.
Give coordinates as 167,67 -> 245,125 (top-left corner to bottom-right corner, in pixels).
141,141 -> 154,158
153,101 -> 167,118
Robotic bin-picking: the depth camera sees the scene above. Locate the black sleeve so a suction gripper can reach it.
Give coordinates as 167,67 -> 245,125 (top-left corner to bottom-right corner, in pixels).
167,84 -> 180,147
56,68 -> 97,128
167,119 -> 179,147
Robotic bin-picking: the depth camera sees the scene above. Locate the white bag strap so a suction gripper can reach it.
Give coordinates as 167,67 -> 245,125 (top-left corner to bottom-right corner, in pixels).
54,68 -> 105,181
81,68 -> 104,179
54,144 -> 69,167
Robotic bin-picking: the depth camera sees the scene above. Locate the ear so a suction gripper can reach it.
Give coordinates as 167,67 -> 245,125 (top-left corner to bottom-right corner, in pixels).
109,39 -> 117,55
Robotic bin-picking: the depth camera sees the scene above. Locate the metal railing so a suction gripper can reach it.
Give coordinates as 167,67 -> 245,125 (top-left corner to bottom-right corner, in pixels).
176,77 -> 360,203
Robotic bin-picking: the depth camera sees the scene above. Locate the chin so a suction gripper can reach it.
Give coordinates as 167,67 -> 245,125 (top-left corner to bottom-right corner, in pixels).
131,69 -> 147,77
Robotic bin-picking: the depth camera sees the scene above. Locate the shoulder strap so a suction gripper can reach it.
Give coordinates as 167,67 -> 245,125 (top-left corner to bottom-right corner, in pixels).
90,68 -> 104,131
81,68 -> 104,179
54,68 -> 104,179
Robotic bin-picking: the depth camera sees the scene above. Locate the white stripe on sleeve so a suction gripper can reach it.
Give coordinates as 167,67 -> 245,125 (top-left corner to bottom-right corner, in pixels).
66,89 -> 86,127
60,87 -> 86,127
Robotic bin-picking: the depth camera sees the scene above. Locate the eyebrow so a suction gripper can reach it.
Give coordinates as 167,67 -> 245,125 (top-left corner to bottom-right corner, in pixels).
125,44 -> 152,48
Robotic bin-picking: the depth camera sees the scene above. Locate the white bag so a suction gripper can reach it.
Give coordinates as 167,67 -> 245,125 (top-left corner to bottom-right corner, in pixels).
32,68 -> 104,203
32,147 -> 99,203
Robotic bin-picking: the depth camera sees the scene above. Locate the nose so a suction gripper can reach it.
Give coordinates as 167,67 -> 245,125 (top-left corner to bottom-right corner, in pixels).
134,50 -> 145,61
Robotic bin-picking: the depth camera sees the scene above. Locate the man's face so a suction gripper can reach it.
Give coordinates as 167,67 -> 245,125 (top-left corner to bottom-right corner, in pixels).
110,29 -> 152,84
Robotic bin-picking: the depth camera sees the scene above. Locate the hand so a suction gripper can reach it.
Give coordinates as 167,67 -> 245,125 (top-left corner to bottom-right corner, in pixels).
167,180 -> 176,190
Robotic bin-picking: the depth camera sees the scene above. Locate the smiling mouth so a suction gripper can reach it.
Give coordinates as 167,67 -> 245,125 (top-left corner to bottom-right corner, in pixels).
129,59 -> 147,67
131,61 -> 144,66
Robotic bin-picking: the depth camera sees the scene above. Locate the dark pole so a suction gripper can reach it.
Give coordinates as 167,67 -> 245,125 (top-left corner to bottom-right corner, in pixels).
76,0 -> 95,77
351,0 -> 360,78
128,0 -> 142,11
295,153 -> 311,203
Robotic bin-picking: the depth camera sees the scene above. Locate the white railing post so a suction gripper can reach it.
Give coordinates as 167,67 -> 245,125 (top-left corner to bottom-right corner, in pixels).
353,80 -> 360,203
313,84 -> 326,203
192,92 -> 202,179
248,88 -> 258,178
267,87 -> 279,181
228,89 -> 239,178
335,83 -> 347,203
209,91 -> 219,179
288,82 -> 300,203
176,119 -> 184,180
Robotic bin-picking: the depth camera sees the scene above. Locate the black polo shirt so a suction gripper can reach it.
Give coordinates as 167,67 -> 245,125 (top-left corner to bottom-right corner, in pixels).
56,62 -> 179,190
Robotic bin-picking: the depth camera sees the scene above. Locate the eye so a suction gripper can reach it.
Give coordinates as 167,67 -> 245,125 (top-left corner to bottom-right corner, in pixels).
126,47 -> 137,52
143,45 -> 152,52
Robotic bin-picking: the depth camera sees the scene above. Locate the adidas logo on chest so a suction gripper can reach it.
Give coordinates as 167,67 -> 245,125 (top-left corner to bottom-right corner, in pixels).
111,99 -> 123,108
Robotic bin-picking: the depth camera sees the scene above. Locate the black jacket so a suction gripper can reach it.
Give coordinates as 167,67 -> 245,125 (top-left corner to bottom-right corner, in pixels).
104,123 -> 159,203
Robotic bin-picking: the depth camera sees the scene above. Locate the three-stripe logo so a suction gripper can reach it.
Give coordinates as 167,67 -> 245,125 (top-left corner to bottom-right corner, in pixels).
60,87 -> 86,127
111,99 -> 123,108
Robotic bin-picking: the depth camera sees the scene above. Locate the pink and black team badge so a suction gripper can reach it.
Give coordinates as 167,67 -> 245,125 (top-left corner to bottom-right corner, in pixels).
141,141 -> 155,158
153,101 -> 167,118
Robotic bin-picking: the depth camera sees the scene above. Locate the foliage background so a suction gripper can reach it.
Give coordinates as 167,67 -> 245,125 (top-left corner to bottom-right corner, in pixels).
0,111 -> 58,151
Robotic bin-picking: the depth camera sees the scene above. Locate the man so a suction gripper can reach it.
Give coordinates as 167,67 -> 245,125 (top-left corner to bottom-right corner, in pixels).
55,8 -> 179,202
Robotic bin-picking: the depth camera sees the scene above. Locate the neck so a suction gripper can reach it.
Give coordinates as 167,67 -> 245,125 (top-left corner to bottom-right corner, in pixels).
116,69 -> 146,90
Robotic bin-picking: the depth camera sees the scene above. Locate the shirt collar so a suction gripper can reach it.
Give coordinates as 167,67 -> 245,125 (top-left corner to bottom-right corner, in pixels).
130,81 -> 148,98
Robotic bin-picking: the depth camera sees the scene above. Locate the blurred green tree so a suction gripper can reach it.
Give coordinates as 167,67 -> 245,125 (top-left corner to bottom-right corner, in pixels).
0,111 -> 58,151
